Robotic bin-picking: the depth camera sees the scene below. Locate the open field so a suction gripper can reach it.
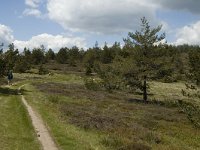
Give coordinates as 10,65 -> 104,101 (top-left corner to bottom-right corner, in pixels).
1,3 -> 200,150
13,71 -> 200,150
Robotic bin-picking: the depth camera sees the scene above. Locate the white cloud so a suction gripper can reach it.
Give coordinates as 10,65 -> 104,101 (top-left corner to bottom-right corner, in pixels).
23,0 -> 43,17
0,24 -> 86,52
47,0 -> 159,34
0,24 -> 14,46
175,21 -> 200,45
14,33 -> 86,52
23,8 -> 42,17
25,0 -> 41,8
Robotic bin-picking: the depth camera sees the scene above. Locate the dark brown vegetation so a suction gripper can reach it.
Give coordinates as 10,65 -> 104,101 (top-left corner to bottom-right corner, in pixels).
33,81 -> 199,149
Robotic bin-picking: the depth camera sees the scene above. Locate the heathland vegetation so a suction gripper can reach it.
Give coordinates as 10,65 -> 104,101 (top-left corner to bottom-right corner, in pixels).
0,18 -> 200,149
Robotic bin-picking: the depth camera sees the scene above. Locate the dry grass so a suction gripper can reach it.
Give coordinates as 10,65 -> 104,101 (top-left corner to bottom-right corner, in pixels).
34,82 -> 127,101
13,69 -> 200,149
149,81 -> 200,105
44,62 -> 85,75
32,81 -> 200,149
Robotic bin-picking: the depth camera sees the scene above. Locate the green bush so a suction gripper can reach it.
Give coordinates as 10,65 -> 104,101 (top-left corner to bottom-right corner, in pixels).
85,65 -> 92,75
14,59 -> 30,73
38,65 -> 48,75
178,100 -> 200,128
84,77 -> 102,91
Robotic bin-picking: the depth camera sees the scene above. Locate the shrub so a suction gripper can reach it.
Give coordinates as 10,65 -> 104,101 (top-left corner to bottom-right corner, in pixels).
14,58 -> 30,73
178,100 -> 200,128
85,64 -> 92,75
38,65 -> 48,75
84,77 -> 102,91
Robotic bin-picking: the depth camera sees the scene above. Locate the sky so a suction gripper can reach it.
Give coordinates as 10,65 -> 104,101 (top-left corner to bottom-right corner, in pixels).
1,0 -> 200,52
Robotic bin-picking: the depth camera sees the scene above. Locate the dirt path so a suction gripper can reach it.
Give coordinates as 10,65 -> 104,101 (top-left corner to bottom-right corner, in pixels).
19,86 -> 58,150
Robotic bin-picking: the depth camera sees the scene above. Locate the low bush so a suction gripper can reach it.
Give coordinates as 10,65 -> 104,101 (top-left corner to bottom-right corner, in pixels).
84,77 -> 102,91
178,100 -> 200,128
38,65 -> 48,75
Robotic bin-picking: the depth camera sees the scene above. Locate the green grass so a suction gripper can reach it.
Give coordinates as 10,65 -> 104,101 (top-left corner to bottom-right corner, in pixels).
13,72 -> 200,150
0,86 -> 41,150
23,84 -> 107,150
149,81 -> 200,105
14,72 -> 83,85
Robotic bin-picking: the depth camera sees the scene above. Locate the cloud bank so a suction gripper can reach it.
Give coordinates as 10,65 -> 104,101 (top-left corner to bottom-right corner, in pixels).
14,33 -> 86,51
156,0 -> 200,14
175,21 -> 200,45
0,23 -> 86,51
0,24 -> 14,46
46,0 -> 200,35
12,0 -> 200,48
22,0 -> 200,46
47,0 -> 158,34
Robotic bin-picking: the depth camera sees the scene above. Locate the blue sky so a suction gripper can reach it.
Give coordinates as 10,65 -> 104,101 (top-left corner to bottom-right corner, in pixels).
1,0 -> 200,51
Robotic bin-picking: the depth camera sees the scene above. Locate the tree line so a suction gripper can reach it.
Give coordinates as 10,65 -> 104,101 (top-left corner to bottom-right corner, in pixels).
0,17 -> 200,101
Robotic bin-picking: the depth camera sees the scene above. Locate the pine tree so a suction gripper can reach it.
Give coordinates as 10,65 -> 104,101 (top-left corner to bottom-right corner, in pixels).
124,17 -> 165,102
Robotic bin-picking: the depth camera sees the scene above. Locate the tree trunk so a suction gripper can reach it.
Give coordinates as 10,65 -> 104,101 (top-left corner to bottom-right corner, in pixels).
143,75 -> 147,102
197,79 -> 200,86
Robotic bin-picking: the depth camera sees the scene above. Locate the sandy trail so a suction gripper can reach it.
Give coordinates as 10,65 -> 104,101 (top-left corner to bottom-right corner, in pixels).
19,86 -> 58,150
